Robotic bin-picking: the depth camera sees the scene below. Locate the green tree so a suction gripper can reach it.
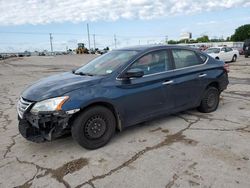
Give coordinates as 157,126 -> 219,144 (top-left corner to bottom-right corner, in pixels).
104,46 -> 110,51
167,40 -> 178,44
196,35 -> 209,42
189,39 -> 198,43
231,24 -> 250,41
226,37 -> 231,41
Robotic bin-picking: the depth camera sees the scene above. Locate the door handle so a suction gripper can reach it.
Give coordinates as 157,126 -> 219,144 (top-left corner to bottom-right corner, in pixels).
198,73 -> 207,78
162,80 -> 174,85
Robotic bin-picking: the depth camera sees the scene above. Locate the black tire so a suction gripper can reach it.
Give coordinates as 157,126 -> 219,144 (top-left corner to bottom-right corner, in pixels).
245,54 -> 249,58
215,57 -> 219,60
71,106 -> 116,149
232,55 -> 237,62
198,87 -> 220,113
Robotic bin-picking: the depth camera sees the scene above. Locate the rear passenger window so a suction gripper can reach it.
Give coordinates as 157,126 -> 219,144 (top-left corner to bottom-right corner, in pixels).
172,49 -> 202,69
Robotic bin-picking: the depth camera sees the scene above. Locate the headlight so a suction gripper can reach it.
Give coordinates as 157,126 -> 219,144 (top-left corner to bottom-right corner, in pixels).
30,96 -> 69,114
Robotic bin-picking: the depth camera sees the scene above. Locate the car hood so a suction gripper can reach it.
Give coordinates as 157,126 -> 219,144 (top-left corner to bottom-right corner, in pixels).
21,72 -> 103,101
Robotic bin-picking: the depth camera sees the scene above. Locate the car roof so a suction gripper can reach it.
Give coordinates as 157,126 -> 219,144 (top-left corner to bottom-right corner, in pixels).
115,44 -> 197,52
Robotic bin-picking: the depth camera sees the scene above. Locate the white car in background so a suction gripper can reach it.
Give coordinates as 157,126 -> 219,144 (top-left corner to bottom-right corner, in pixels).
205,47 -> 239,62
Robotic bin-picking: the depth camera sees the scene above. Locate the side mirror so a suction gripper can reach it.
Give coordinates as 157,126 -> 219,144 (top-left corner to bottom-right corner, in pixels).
120,68 -> 144,79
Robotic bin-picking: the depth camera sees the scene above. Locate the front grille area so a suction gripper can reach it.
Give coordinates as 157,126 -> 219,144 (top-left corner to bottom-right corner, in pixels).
17,97 -> 33,119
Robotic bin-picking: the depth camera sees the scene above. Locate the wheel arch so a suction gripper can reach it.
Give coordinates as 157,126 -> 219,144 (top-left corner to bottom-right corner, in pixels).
205,81 -> 222,92
206,81 -> 220,91
198,81 -> 220,104
71,101 -> 122,132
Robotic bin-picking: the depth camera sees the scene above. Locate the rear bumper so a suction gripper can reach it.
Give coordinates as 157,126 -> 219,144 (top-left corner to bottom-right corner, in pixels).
18,111 -> 72,142
218,72 -> 229,91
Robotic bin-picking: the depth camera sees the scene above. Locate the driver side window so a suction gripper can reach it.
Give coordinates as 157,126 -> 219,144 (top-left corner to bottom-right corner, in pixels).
129,50 -> 171,75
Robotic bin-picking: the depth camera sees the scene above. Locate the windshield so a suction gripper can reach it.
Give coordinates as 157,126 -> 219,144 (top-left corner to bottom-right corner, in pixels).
206,48 -> 220,54
75,50 -> 138,76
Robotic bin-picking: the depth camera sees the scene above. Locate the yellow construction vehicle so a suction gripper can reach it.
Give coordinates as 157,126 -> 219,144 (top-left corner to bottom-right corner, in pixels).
76,43 -> 88,54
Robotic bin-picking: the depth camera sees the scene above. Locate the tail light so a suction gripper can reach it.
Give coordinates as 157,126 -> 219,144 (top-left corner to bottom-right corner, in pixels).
223,63 -> 229,73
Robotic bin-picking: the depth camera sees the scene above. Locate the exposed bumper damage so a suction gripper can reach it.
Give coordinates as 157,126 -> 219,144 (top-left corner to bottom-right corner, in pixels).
18,110 -> 78,143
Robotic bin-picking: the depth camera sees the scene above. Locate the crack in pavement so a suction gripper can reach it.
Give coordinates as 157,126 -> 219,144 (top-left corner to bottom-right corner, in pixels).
165,173 -> 179,188
15,157 -> 89,188
0,87 -> 16,131
224,91 -> 250,98
182,112 -> 250,133
189,126 -> 250,133
2,102 -> 246,187
3,133 -> 19,159
222,93 -> 250,102
165,161 -> 202,188
74,118 -> 200,188
223,94 -> 250,101
183,111 -> 249,126
87,181 -> 96,188
1,114 -> 12,131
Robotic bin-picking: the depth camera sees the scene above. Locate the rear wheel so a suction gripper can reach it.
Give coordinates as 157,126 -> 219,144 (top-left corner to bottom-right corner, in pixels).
198,87 -> 220,113
245,54 -> 249,58
232,55 -> 237,62
71,106 -> 116,149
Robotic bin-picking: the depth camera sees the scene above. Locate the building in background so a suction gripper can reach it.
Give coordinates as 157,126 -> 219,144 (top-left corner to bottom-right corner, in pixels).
180,32 -> 192,41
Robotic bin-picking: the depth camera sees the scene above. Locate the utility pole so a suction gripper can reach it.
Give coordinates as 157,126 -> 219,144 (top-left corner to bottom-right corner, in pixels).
93,34 -> 96,50
87,23 -> 90,50
165,35 -> 168,44
49,33 -> 53,55
114,34 -> 117,48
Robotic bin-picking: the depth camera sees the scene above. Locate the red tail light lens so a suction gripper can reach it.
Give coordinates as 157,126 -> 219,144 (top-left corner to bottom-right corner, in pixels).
223,64 -> 229,73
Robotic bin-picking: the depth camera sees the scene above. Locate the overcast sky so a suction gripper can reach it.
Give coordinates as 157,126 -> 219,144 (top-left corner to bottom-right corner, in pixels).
0,0 -> 250,52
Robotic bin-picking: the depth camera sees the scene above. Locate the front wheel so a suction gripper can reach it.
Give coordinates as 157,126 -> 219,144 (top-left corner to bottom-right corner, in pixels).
198,87 -> 220,113
71,106 -> 116,149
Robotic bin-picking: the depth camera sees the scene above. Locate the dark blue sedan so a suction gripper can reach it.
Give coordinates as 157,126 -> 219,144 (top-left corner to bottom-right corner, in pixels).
17,45 -> 229,149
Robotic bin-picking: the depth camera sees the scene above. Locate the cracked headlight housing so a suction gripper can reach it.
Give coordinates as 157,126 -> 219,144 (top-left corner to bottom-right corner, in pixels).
30,96 -> 69,114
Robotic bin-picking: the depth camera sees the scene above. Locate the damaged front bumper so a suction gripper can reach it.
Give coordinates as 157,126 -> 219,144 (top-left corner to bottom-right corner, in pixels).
18,110 -> 79,143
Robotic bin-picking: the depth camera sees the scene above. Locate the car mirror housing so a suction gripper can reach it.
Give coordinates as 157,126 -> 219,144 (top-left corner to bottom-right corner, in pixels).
120,68 -> 144,79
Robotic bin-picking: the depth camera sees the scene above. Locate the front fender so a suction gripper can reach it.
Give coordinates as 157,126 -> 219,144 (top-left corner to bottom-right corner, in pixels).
62,86 -> 115,110
61,86 -> 125,130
